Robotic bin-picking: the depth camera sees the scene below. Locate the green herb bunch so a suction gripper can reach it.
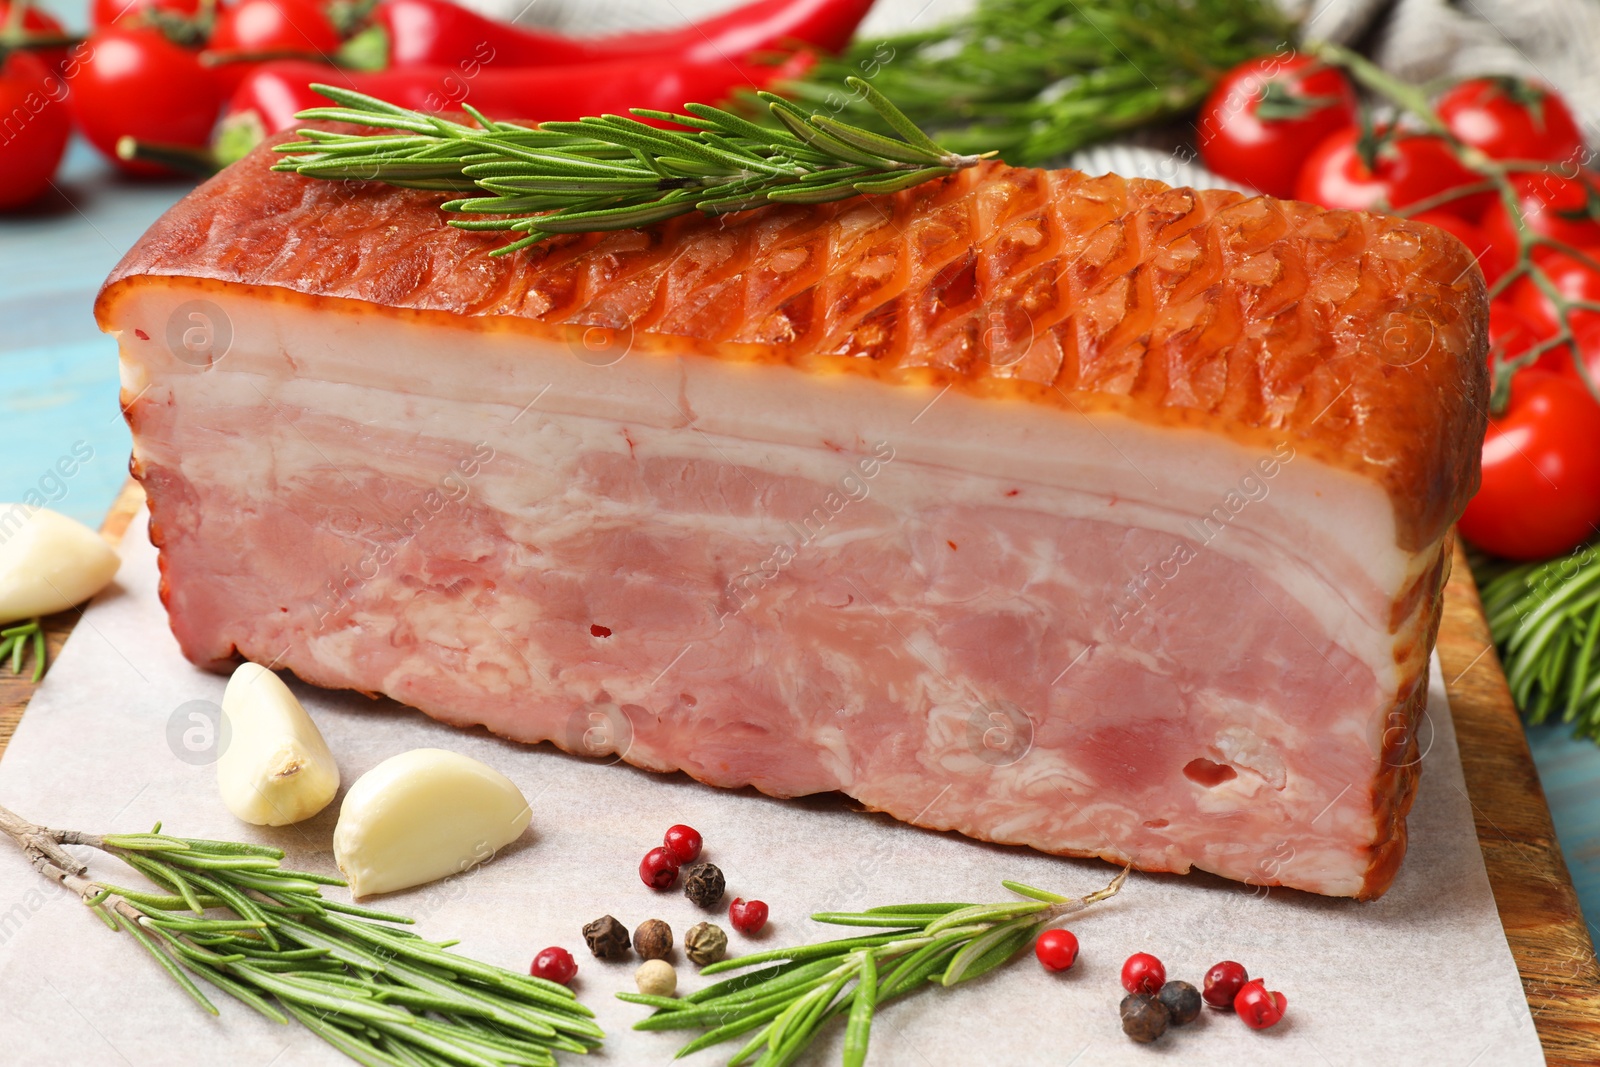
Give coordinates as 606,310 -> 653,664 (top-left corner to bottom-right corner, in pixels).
0,805 -> 602,1066
1474,546 -> 1600,737
274,78 -> 990,256
618,870 -> 1127,1066
775,0 -> 1294,165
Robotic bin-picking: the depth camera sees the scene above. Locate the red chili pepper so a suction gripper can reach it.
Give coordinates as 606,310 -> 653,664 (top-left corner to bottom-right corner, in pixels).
226,49 -> 816,140
374,0 -> 871,70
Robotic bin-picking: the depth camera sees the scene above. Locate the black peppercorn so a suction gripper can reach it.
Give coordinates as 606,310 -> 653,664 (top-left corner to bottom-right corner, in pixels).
682,862 -> 725,908
1157,980 -> 1202,1025
582,914 -> 631,959
1120,993 -> 1170,1043
634,918 -> 673,961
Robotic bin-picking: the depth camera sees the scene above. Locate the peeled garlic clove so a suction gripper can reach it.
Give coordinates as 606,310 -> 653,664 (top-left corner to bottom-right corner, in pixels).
333,748 -> 531,898
0,506 -> 120,625
217,662 -> 340,826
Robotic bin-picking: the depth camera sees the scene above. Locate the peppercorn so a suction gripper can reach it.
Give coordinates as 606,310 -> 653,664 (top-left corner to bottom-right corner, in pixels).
663,824 -> 703,865
636,958 -> 678,997
530,946 -> 577,986
1234,979 -> 1287,1029
1158,980 -> 1202,1025
634,918 -> 673,961
1203,960 -> 1248,1009
1120,993 -> 1171,1043
682,862 -> 725,908
684,921 -> 728,967
728,897 -> 768,935
1120,952 -> 1166,995
581,914 -> 631,959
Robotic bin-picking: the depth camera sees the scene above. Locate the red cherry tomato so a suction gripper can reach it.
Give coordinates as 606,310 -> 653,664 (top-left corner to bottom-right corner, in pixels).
1480,171 -> 1600,269
90,0 -> 203,28
1458,371 -> 1600,560
1437,77 -> 1585,166
1411,210 -> 1508,287
1197,53 -> 1358,199
1296,127 -> 1489,218
206,0 -> 342,93
0,50 -> 71,210
1508,247 -> 1600,340
69,27 -> 224,176
209,0 -> 340,55
1489,301 -> 1546,368
1536,319 -> 1600,388
0,2 -> 71,72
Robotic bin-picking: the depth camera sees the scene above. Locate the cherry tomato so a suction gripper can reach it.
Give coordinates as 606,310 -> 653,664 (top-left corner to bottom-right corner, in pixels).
1489,301 -> 1546,368
69,27 -> 223,176
205,0 -> 342,92
1458,371 -> 1600,560
1411,210 -> 1508,287
0,2 -> 70,72
1508,246 -> 1600,340
0,50 -> 70,210
208,0 -> 340,56
90,0 -> 203,28
1295,126 -> 1489,218
1437,77 -> 1585,166
1480,171 -> 1600,269
1197,53 -> 1358,199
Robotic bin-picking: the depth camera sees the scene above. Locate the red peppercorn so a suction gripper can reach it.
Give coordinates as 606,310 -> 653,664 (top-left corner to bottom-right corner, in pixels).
1120,952 -> 1165,995
1234,979 -> 1287,1029
1203,960 -> 1249,1009
530,946 -> 577,985
1034,928 -> 1079,972
663,824 -> 703,865
639,846 -> 680,890
728,897 -> 769,935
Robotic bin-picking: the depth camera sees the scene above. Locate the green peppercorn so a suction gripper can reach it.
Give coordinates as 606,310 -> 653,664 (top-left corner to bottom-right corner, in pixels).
1158,980 -> 1202,1025
1120,993 -> 1170,1043
684,921 -> 728,967
682,862 -> 725,908
582,914 -> 630,959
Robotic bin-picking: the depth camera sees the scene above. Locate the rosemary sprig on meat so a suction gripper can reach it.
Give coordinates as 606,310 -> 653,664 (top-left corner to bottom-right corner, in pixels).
774,0 -> 1294,165
0,804 -> 603,1066
617,869 -> 1127,1065
272,78 -> 992,256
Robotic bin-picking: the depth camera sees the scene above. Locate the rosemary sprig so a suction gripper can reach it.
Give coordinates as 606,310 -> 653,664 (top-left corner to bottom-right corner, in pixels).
272,78 -> 992,256
775,0 -> 1293,165
0,618 -> 46,683
1472,543 -> 1600,737
0,804 -> 602,1065
618,869 -> 1127,1065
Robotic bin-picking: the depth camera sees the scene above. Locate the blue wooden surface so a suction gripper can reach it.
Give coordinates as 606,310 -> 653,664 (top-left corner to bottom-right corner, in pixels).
7,102 -> 1600,927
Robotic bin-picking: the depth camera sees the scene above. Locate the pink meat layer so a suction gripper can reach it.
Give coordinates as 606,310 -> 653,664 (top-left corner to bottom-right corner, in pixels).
142,416 -> 1394,896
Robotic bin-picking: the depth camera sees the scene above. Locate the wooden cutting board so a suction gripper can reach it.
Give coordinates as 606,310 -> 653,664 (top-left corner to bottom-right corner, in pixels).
4,480 -> 1598,1062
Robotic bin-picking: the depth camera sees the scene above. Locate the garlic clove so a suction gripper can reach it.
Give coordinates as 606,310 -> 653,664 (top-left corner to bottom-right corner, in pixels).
217,662 -> 341,826
333,748 -> 531,899
0,506 -> 120,625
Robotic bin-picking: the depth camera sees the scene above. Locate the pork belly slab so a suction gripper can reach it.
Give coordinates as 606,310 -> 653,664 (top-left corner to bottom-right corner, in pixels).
98,136 -> 1487,899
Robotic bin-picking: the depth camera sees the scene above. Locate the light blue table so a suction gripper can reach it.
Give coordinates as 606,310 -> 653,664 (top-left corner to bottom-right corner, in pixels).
7,121 -> 1600,927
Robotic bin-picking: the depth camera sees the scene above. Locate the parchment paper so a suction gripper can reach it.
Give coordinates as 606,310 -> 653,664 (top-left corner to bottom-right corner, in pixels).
0,512 -> 1545,1065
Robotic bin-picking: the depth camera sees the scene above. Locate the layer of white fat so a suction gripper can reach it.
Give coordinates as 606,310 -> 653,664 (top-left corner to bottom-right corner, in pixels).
113,284 -> 1420,758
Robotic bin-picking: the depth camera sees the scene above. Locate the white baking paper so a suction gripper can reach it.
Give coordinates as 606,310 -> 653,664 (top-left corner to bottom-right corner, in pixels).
0,511 -> 1544,1065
